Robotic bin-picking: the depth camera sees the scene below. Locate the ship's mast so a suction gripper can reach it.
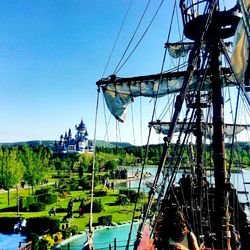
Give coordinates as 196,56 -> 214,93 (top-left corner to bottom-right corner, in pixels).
180,0 -> 241,248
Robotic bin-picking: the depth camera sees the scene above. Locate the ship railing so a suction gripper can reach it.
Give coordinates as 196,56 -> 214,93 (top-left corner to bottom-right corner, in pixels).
18,241 -> 32,250
180,0 -> 209,25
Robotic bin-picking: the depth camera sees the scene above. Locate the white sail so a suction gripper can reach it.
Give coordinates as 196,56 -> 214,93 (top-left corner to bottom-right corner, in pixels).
98,69 -> 234,122
150,121 -> 249,138
231,0 -> 250,88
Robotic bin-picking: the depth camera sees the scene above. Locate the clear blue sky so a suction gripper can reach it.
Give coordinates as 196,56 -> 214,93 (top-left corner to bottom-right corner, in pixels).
0,0 -> 238,144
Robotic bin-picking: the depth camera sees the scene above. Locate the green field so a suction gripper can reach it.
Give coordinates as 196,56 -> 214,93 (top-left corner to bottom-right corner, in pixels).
0,179 -> 142,232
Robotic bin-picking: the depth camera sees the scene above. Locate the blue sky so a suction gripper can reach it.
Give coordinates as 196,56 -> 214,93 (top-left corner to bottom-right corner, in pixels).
0,0 -> 240,144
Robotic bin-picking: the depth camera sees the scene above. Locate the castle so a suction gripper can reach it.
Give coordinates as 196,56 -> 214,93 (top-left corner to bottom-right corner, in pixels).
53,119 -> 93,154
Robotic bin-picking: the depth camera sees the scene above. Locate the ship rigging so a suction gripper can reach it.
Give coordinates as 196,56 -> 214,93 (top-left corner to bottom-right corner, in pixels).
90,0 -> 250,249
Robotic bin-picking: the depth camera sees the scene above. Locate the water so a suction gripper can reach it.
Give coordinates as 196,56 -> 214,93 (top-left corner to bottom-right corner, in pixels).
0,233 -> 26,250
118,167 -> 250,204
56,168 -> 250,250
55,223 -> 139,249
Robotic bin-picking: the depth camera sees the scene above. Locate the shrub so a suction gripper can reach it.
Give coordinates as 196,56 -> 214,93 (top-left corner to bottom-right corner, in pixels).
35,187 -> 53,195
78,177 -> 91,190
26,233 -> 39,250
61,227 -> 71,239
53,232 -> 63,242
58,183 -> 70,193
26,217 -> 60,234
119,189 -> 143,203
84,199 -> 103,213
105,160 -> 117,171
39,234 -> 54,250
116,194 -> 129,205
37,193 -> 57,204
0,217 -> 21,233
71,225 -> 78,235
23,196 -> 37,209
68,180 -> 79,191
29,202 -> 46,212
94,187 -> 108,197
98,215 -> 112,226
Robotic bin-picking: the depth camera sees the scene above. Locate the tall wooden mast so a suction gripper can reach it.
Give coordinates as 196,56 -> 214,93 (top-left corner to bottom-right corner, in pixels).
180,0 -> 241,248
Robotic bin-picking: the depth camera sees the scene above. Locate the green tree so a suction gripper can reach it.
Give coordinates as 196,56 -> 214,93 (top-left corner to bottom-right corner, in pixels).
0,148 -> 24,205
21,145 -> 47,194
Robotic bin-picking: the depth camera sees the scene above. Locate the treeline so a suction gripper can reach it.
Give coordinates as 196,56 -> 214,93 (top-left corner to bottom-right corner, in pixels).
0,145 -> 52,205
0,142 -> 249,206
96,142 -> 250,167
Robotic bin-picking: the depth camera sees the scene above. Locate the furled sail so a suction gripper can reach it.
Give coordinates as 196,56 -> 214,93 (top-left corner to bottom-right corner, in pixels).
97,68 -> 233,122
166,42 -> 194,58
231,0 -> 250,89
166,42 -> 232,59
149,121 -> 249,138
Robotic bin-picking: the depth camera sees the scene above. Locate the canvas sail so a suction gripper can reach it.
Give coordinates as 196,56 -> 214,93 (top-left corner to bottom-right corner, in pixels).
97,68 -> 234,122
149,121 -> 249,138
231,0 -> 250,88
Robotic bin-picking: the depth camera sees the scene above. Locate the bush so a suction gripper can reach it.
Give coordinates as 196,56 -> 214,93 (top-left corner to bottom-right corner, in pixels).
94,187 -> 108,197
35,187 -> 53,195
105,160 -> 117,171
58,183 -> 71,193
29,202 -> 46,212
79,176 -> 99,190
71,225 -> 78,235
98,215 -> 112,226
26,217 -> 60,234
37,193 -> 57,204
119,189 -> 143,203
116,194 -> 129,205
26,233 -> 39,250
39,234 -> 54,250
53,232 -> 63,242
68,180 -> 79,191
23,196 -> 37,209
84,199 -> 103,213
61,227 -> 71,239
0,217 -> 21,233
78,177 -> 92,190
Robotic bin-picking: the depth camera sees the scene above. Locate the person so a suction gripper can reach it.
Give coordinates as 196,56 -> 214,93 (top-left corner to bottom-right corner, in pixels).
49,207 -> 56,216
20,218 -> 27,232
155,210 -> 200,250
79,200 -> 84,218
67,199 -> 74,217
229,224 -> 241,250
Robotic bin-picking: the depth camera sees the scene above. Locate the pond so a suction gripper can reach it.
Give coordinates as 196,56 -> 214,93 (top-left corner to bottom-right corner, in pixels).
56,168 -> 250,250
0,233 -> 26,250
55,223 -> 139,249
117,167 -> 250,203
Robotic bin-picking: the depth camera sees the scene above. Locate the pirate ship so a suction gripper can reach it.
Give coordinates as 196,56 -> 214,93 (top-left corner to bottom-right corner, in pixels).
92,0 -> 250,249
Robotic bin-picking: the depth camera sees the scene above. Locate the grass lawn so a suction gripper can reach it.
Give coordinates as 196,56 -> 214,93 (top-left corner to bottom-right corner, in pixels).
0,182 -> 142,232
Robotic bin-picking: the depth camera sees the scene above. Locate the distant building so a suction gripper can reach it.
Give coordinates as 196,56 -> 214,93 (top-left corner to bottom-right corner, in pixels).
53,119 -> 94,155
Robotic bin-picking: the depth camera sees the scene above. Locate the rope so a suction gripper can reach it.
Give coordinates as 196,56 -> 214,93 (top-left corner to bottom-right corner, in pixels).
115,0 -> 166,74
114,0 -> 152,74
88,88 -> 100,248
101,0 -> 133,78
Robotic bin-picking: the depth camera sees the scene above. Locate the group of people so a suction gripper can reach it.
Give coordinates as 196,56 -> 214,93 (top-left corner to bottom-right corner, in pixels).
14,218 -> 27,233
102,178 -> 115,190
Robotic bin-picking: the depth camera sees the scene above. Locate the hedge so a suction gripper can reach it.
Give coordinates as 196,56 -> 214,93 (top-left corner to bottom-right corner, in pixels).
26,217 -> 60,234
119,188 -> 144,203
37,193 -> 57,204
29,202 -> 46,212
84,199 -> 103,213
0,217 -> 21,233
116,194 -> 129,205
35,187 -> 53,195
98,215 -> 112,226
